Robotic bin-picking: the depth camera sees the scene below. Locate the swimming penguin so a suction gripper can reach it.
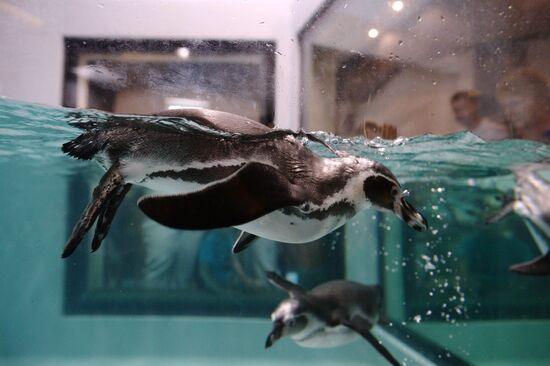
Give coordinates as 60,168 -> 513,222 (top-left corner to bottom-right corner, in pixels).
265,272 -> 400,366
61,107 -> 427,257
488,160 -> 550,275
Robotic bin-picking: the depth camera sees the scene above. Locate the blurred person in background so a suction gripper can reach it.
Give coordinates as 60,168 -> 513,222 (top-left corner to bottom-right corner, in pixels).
141,219 -> 202,289
450,90 -> 509,141
496,68 -> 550,143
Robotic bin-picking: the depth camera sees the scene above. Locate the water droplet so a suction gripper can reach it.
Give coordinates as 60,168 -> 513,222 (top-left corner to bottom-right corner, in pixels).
97,3 -> 104,8
432,80 -> 437,86
440,15 -> 445,21
398,40 -> 404,46
417,16 -> 422,22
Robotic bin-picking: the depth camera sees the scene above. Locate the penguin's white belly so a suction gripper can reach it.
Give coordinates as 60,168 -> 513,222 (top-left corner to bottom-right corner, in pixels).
236,210 -> 349,243
137,177 -> 204,194
292,325 -> 358,348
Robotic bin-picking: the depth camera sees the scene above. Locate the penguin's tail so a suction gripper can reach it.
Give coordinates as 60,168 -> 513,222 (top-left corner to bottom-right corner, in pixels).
61,111 -> 110,160
62,131 -> 105,160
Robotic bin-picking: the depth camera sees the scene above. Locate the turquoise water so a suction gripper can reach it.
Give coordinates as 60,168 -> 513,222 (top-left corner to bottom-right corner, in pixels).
1,98 -> 550,365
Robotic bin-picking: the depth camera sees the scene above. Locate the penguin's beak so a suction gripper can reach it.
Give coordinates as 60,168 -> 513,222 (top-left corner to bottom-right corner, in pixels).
265,320 -> 284,348
399,198 -> 428,231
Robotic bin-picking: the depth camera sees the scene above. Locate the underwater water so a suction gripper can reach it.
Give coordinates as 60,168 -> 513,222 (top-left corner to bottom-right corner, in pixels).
1,97 -> 549,366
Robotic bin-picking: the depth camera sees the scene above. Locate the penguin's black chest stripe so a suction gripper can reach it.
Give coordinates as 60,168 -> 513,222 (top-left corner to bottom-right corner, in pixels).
281,201 -> 356,221
144,164 -> 245,184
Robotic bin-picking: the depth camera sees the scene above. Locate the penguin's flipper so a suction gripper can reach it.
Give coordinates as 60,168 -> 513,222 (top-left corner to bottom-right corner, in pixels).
90,183 -> 132,252
510,251 -> 550,276
62,165 -> 127,258
138,162 -> 306,230
486,201 -> 515,224
343,317 -> 401,366
232,231 -> 259,253
266,271 -> 306,297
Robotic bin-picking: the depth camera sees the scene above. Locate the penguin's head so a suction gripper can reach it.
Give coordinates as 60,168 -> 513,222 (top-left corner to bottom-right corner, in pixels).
265,298 -> 308,348
363,164 -> 428,231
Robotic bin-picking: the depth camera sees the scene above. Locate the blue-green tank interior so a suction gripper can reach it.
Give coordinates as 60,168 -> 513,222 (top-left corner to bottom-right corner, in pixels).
2,0 -> 550,365
1,99 -> 549,365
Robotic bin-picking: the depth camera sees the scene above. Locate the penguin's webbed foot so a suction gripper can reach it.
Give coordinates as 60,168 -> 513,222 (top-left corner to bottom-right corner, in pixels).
344,316 -> 401,366
90,183 -> 132,253
232,231 -> 258,254
510,251 -> 550,276
62,165 -> 129,258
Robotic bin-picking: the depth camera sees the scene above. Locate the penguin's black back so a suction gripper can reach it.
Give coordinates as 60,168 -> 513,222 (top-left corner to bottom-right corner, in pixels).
309,280 -> 382,321
62,108 -> 269,159
152,108 -> 272,135
62,108 -> 324,181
